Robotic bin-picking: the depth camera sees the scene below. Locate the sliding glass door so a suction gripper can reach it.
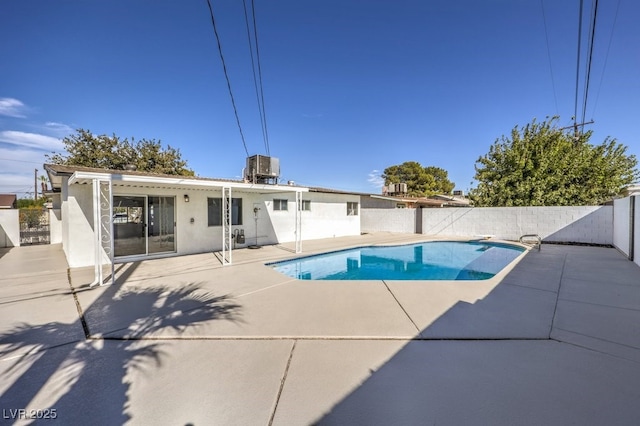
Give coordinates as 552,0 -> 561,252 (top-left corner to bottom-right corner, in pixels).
148,196 -> 175,254
113,196 -> 146,257
113,195 -> 175,258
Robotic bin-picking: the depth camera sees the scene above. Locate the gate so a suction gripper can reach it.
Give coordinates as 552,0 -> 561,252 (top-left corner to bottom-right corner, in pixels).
19,208 -> 50,245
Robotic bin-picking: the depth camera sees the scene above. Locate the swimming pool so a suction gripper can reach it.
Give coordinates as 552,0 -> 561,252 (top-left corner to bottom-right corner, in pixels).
270,241 -> 526,280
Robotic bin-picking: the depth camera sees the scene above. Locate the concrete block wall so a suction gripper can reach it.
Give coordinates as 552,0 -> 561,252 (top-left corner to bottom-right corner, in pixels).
634,197 -> 640,268
0,209 -> 20,247
361,208 -> 416,234
421,206 -> 613,245
613,197 -> 631,256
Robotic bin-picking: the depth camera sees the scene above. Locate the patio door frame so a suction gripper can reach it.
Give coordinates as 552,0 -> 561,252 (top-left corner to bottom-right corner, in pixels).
113,194 -> 176,260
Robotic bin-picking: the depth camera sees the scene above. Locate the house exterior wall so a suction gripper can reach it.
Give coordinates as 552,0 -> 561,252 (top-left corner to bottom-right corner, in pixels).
65,183 -> 99,267
421,206 -> 613,244
299,192 -> 361,240
62,182 -> 361,267
0,209 -> 19,247
613,197 -> 631,257
61,176 -> 71,261
361,208 -> 416,234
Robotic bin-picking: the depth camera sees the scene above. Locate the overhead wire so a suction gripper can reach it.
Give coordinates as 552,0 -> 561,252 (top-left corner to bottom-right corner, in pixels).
540,0 -> 559,116
581,0 -> 599,126
205,0 -> 250,157
573,0 -> 585,131
250,0 -> 271,156
242,0 -> 270,156
0,157 -> 43,164
591,0 -> 621,117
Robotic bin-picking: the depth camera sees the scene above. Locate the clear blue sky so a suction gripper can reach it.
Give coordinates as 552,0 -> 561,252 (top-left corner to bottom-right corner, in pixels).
1,0 -> 638,198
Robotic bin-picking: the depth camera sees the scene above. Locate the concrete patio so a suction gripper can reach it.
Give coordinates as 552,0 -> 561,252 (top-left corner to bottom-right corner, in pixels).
1,233 -> 640,425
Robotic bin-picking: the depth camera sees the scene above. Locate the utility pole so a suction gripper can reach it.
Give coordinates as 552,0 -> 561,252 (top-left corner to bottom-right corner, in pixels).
559,120 -> 594,140
34,168 -> 38,200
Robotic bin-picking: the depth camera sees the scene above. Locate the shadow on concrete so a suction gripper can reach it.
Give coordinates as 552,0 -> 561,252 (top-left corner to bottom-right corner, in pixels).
0,261 -> 241,424
0,247 -> 11,260
310,246 -> 640,425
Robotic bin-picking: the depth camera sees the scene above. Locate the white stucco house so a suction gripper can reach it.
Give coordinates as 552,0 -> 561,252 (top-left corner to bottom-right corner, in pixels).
45,164 -> 361,282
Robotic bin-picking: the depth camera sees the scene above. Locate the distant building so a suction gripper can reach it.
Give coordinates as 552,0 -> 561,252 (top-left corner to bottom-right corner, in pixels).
361,194 -> 471,209
0,194 -> 17,209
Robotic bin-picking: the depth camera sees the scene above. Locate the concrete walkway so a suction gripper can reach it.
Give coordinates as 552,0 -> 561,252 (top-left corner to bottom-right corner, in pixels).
1,235 -> 640,425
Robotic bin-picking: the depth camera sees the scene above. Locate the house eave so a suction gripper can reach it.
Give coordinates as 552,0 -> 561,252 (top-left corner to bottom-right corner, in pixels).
68,171 -> 309,193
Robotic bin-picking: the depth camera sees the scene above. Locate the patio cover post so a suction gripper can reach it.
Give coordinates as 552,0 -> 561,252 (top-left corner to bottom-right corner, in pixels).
90,177 -> 114,287
295,190 -> 302,253
222,186 -> 232,265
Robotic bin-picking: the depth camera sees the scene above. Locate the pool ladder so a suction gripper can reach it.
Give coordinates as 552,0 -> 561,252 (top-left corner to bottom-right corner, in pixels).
519,234 -> 541,251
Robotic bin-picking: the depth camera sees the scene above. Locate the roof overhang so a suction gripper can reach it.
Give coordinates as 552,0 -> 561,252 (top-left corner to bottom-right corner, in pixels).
369,194 -> 417,203
68,171 -> 309,194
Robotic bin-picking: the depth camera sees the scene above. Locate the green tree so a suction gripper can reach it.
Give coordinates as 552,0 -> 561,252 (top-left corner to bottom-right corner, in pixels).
470,117 -> 639,206
17,198 -> 46,208
382,161 -> 455,196
46,129 -> 194,176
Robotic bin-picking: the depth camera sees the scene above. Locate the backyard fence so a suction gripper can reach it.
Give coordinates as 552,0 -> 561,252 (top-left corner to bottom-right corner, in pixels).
613,196 -> 639,267
362,205 -> 615,245
19,208 -> 50,245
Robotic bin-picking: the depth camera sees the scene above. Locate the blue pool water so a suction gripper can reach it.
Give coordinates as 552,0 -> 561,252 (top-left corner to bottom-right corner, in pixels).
270,241 -> 525,280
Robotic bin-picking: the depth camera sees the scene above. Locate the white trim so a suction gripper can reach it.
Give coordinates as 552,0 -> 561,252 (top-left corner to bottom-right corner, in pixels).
69,171 -> 309,193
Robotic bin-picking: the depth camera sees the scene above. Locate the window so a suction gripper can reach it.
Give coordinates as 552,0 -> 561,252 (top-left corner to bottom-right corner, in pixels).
208,198 -> 242,226
347,201 -> 358,216
273,199 -> 288,211
301,200 -> 311,211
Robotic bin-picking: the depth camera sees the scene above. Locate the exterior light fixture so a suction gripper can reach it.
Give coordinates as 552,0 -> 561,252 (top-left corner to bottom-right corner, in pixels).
184,194 -> 189,203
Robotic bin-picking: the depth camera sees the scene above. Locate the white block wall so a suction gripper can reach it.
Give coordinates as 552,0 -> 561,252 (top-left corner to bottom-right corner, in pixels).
361,208 -> 416,234
422,206 -> 613,244
613,197 -> 631,256
0,209 -> 19,247
49,208 -> 62,244
634,197 -> 640,268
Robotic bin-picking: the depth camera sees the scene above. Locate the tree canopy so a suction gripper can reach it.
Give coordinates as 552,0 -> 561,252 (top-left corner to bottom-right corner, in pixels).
382,161 -> 455,197
470,117 -> 639,206
46,129 -> 194,176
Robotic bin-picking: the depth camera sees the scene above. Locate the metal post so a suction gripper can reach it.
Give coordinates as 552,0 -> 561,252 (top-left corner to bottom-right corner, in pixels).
295,190 -> 302,253
101,179 -> 114,286
91,178 -> 114,287
91,179 -> 102,287
222,186 -> 232,265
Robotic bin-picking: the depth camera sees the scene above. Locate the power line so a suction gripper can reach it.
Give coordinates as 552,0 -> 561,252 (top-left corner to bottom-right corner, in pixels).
0,157 -> 43,164
581,0 -> 599,125
540,0 -> 559,115
591,0 -> 621,117
205,0 -> 250,157
573,0 -> 585,132
250,0 -> 271,156
242,0 -> 270,156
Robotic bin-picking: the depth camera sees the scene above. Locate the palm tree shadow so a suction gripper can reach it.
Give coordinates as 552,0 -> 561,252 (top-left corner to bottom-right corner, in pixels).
0,276 -> 242,424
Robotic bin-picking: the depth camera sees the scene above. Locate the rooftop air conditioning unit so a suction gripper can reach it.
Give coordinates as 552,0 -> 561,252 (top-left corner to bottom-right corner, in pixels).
245,155 -> 280,184
453,190 -> 464,197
